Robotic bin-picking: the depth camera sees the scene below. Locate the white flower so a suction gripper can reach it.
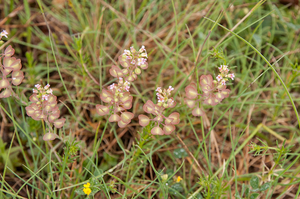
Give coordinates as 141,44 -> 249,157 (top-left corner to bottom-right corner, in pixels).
168,86 -> 174,91
139,45 -> 146,53
221,79 -> 226,86
42,94 -> 49,101
219,65 -> 229,73
123,49 -> 130,56
140,53 -> 147,58
109,83 -> 115,90
216,75 -> 222,82
35,84 -> 41,89
137,58 -> 146,66
156,87 -> 162,93
228,73 -> 235,80
157,93 -> 164,102
167,86 -> 174,93
47,88 -> 53,94
0,30 -> 8,38
44,84 -> 50,89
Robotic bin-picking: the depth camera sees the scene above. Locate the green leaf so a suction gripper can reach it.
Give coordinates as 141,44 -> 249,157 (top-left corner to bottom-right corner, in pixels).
94,169 -> 103,177
169,183 -> 184,195
173,148 -> 188,159
75,187 -> 86,195
245,187 -> 250,197
166,169 -> 174,177
91,177 -> 100,185
250,176 -> 259,189
260,182 -> 271,191
250,193 -> 259,199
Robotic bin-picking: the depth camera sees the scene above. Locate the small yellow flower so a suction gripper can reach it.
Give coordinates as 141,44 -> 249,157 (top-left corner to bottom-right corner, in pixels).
176,176 -> 183,183
83,183 -> 92,196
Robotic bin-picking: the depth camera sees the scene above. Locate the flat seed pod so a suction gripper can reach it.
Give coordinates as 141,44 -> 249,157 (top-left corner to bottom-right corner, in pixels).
163,124 -> 175,135
138,115 -> 150,126
199,75 -> 213,87
118,55 -> 130,68
167,112 -> 180,125
11,70 -> 24,86
109,114 -> 121,122
48,113 -> 60,123
118,120 -> 129,128
153,115 -> 163,123
151,126 -> 164,135
53,118 -> 66,128
96,105 -> 109,116
192,107 -> 204,117
140,62 -> 148,69
185,98 -> 196,108
0,89 -> 11,98
100,89 -> 113,103
185,85 -> 198,99
0,79 -> 9,89
122,100 -> 132,109
3,57 -> 21,71
4,45 -> 15,57
43,133 -> 58,141
135,68 -> 141,75
121,112 -> 134,123
109,65 -> 123,77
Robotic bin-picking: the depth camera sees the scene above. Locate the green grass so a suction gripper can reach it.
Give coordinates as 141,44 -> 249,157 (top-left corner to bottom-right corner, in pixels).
0,0 -> 300,198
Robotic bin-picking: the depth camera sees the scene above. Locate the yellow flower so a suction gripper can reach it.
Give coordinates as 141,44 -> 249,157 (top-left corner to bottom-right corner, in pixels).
83,183 -> 92,196
176,176 -> 182,183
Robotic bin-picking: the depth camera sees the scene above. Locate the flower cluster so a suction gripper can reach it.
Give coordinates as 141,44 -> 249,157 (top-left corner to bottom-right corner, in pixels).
185,65 -> 234,116
96,77 -> 134,128
0,45 -> 24,98
96,46 -> 148,128
109,46 -> 148,82
26,84 -> 65,129
139,86 -> 180,135
0,30 -> 8,40
216,65 -> 235,86
83,182 -> 92,196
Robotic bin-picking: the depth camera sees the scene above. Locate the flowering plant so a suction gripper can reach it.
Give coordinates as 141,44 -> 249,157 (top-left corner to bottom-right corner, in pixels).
185,65 -> 234,116
0,30 -> 8,40
26,84 -> 65,140
0,45 -> 24,98
96,77 -> 134,128
110,46 -> 148,81
96,46 -> 148,128
139,86 -> 180,135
